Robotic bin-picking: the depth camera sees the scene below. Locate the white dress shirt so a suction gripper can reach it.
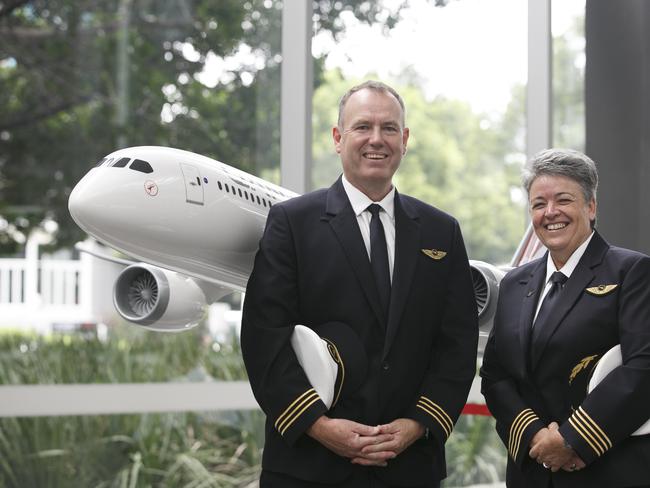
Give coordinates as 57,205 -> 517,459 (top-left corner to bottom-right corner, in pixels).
533,231 -> 595,322
341,175 -> 396,282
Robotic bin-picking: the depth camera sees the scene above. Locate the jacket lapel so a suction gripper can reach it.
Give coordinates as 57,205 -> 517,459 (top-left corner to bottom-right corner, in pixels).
383,193 -> 420,358
529,232 -> 609,369
323,178 -> 386,327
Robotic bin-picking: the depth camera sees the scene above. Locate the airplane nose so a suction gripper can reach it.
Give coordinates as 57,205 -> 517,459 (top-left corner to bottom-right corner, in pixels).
68,176 -> 85,227
68,169 -> 103,234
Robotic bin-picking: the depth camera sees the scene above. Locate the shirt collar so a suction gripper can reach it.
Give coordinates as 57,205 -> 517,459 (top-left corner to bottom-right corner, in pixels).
545,231 -> 595,282
341,174 -> 395,219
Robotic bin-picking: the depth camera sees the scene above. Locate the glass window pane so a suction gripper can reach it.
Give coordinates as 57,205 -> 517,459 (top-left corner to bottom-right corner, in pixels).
0,2 -> 281,386
312,0 -> 528,266
552,0 -> 586,150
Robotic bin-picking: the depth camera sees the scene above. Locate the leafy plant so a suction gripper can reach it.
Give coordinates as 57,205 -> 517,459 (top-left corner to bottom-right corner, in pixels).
0,324 -> 264,487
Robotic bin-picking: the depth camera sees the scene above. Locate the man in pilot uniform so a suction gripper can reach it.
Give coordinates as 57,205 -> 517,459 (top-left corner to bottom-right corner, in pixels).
241,80 -> 478,487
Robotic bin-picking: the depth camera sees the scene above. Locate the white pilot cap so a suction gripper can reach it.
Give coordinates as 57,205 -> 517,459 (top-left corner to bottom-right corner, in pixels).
291,324 -> 338,409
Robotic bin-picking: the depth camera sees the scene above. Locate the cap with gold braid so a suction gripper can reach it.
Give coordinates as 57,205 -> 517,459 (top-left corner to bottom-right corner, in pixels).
290,323 -> 367,410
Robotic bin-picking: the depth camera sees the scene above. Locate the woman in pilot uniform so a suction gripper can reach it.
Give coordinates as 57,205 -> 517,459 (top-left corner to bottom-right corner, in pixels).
480,148 -> 650,487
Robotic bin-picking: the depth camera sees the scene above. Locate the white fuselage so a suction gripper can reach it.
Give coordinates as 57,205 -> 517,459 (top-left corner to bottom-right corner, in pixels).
68,146 -> 298,291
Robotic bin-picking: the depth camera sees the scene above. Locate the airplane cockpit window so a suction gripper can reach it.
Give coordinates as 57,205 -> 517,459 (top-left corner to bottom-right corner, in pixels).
112,157 -> 130,168
129,159 -> 153,174
94,158 -> 107,168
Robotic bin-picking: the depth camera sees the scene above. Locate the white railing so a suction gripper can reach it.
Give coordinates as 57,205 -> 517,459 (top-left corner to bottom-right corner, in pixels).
40,260 -> 82,306
0,259 -> 83,307
0,257 -> 90,332
0,382 -> 258,417
0,258 -> 26,304
0,235 -> 118,331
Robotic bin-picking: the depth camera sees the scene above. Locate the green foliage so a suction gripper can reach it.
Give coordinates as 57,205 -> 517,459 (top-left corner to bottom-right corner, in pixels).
0,325 -> 264,487
0,323 -> 247,385
443,415 -> 507,486
0,411 -> 264,488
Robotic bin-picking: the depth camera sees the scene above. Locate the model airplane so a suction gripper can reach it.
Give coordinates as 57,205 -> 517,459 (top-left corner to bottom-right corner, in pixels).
69,146 -> 300,330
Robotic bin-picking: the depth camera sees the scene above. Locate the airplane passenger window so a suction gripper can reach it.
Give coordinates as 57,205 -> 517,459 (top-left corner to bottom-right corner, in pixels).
112,157 -> 130,168
256,195 -> 261,205
238,188 -> 242,198
244,191 -> 249,200
129,159 -> 153,174
225,184 -> 230,193
217,181 -> 222,191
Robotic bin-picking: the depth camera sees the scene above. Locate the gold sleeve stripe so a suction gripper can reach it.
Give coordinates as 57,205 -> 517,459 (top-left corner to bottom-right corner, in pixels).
578,407 -> 612,448
508,409 -> 532,455
567,407 -> 612,456
568,417 -> 603,456
509,411 -> 535,459
278,394 -> 321,435
418,397 -> 454,436
274,389 -> 318,432
416,403 -> 451,438
508,409 -> 539,460
511,414 -> 537,461
574,409 -> 609,453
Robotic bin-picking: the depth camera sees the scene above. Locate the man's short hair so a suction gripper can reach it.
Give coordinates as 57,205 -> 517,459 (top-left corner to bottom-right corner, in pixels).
337,80 -> 406,128
522,148 -> 599,204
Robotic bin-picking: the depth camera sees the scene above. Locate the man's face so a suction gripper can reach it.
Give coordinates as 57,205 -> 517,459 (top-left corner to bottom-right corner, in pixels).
333,89 -> 409,195
529,174 -> 596,267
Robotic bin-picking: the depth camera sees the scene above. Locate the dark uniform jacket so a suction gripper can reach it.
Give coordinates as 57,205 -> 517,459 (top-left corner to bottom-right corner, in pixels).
480,231 -> 650,487
241,177 -> 478,486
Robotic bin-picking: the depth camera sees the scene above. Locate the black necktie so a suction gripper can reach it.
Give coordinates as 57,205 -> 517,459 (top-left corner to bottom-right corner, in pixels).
532,271 -> 568,345
368,204 -> 391,317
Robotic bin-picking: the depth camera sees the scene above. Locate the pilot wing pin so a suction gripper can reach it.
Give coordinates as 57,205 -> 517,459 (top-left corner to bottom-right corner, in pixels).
421,249 -> 447,260
585,284 -> 618,296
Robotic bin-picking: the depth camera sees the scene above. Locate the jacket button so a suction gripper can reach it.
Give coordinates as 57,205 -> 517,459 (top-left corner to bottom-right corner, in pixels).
382,361 -> 390,371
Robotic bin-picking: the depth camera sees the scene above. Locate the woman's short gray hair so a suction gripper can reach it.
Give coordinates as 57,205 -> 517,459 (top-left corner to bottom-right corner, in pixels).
522,148 -> 599,203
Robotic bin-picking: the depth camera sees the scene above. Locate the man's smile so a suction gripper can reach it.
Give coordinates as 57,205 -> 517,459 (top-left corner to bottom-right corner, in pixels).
363,152 -> 387,160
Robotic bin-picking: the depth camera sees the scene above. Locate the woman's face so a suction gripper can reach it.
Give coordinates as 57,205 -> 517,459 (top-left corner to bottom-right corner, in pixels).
529,174 -> 596,268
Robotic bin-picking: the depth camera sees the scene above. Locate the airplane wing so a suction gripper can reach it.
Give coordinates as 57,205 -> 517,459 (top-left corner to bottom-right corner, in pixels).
75,240 -> 136,267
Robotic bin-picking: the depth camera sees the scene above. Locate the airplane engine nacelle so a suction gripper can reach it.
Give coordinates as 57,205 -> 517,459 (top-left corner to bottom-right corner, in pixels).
113,264 -> 207,331
469,260 -> 508,356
